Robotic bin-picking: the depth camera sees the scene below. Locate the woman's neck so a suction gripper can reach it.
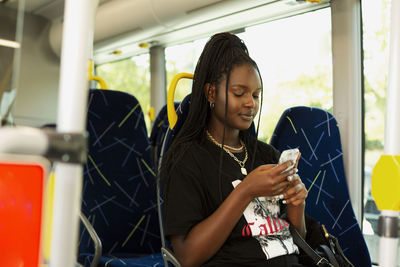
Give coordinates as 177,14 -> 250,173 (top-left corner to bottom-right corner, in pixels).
206,124 -> 241,147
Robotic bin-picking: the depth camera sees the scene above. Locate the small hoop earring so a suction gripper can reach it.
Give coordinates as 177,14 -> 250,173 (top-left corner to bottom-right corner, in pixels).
210,102 -> 215,109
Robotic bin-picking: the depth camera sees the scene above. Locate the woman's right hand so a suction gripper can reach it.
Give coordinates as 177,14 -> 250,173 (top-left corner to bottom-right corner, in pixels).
241,161 -> 296,198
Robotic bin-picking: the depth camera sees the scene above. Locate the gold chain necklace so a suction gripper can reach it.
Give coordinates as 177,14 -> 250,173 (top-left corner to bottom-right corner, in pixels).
206,130 -> 248,175
205,130 -> 244,151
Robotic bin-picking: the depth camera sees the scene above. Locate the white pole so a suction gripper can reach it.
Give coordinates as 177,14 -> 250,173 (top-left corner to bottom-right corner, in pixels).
331,0 -> 363,223
379,0 -> 400,266
384,0 -> 400,155
378,211 -> 399,267
150,46 -> 167,123
50,0 -> 98,266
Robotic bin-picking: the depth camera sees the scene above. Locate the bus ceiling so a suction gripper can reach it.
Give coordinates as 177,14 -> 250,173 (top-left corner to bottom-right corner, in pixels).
3,0 -> 330,64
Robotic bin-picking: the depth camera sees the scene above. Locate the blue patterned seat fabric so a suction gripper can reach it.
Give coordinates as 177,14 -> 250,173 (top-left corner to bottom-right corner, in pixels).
149,102 -> 180,170
79,89 -> 164,267
270,106 -> 371,267
158,95 -> 191,164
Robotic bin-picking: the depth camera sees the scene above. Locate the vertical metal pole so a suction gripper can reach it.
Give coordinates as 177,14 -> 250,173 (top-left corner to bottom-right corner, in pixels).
88,0 -> 99,89
50,1 -> 98,266
379,0 -> 400,266
150,46 -> 167,121
378,211 -> 399,267
331,0 -> 363,223
384,1 -> 400,155
151,46 -> 167,265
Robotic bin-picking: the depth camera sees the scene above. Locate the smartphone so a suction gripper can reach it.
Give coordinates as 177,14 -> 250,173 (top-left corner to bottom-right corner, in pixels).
278,148 -> 300,172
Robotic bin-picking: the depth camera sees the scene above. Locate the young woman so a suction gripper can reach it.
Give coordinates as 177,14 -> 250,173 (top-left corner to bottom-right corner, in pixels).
161,32 -> 308,267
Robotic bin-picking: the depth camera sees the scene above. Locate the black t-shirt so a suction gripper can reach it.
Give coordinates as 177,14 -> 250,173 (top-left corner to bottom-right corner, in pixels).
163,136 -> 299,266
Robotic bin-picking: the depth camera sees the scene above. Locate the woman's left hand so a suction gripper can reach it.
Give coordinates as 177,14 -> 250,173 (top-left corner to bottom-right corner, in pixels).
282,174 -> 307,206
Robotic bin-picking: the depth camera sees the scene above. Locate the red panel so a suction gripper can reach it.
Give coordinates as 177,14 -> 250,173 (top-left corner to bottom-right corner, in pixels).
0,162 -> 45,267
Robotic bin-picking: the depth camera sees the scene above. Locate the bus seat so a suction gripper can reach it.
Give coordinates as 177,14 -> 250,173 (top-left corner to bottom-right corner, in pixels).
157,94 -> 192,267
270,106 -> 371,267
158,94 -> 192,165
149,102 -> 180,171
79,89 -> 163,267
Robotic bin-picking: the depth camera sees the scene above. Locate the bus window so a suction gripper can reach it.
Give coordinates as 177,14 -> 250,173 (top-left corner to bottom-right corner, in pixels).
95,54 -> 151,130
361,0 -> 394,264
238,7 -> 333,143
165,38 -> 208,101
164,8 -> 333,143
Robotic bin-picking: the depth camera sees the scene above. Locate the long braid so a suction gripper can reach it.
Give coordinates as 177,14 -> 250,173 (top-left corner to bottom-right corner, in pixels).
250,64 -> 264,170
218,68 -> 232,202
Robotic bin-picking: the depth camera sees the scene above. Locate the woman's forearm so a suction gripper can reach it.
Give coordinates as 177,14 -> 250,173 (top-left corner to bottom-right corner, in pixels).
286,202 -> 306,238
171,182 -> 253,267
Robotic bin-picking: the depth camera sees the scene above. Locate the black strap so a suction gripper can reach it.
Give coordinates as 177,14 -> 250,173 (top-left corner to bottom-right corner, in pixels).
289,225 -> 333,267
319,245 -> 340,267
331,237 -> 354,267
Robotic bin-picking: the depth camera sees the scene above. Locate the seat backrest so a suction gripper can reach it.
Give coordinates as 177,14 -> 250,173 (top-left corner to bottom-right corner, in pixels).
149,102 -> 180,170
159,94 -> 191,163
156,94 -> 191,259
270,106 -> 371,267
79,89 -> 161,262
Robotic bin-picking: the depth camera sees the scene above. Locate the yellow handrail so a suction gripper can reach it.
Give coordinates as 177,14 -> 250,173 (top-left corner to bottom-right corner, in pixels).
167,73 -> 194,130
88,60 -> 108,90
43,172 -> 56,261
148,106 -> 155,122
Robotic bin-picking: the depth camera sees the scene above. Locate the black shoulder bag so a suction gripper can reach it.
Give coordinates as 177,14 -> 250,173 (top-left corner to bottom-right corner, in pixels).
290,216 -> 354,267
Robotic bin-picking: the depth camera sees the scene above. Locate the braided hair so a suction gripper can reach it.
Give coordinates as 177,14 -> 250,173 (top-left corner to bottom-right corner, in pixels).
161,32 -> 264,200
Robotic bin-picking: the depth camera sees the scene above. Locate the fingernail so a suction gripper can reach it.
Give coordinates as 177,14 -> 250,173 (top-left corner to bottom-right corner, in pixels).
288,175 -> 293,182
279,194 -> 284,199
294,168 -> 298,173
282,200 -> 287,204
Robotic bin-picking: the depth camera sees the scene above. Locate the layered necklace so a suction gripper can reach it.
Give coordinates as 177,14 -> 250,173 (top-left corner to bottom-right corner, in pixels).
206,130 -> 248,175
